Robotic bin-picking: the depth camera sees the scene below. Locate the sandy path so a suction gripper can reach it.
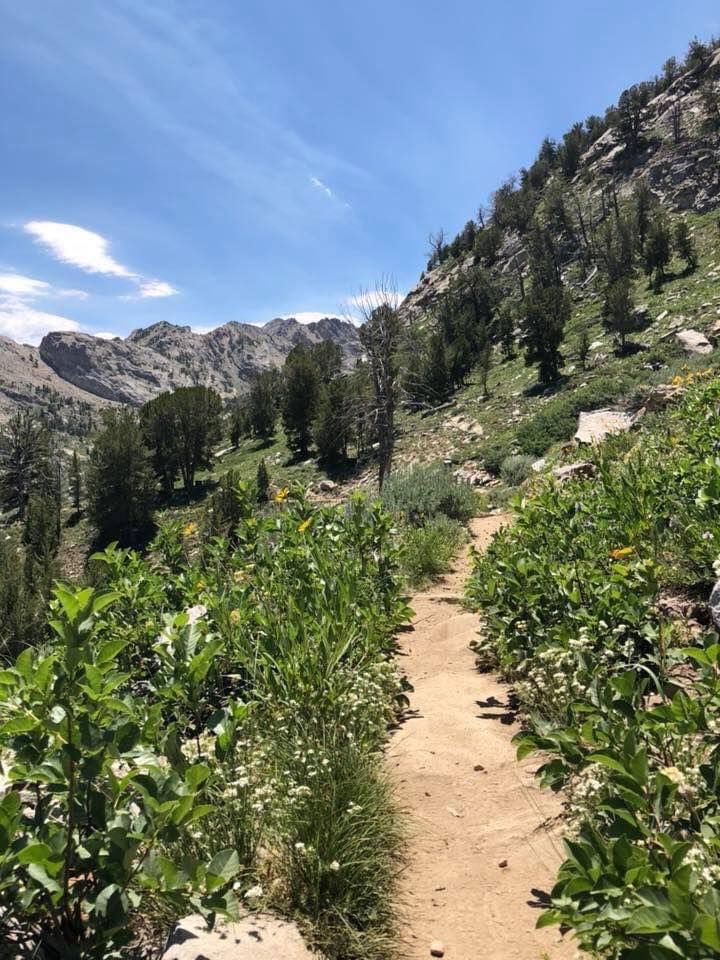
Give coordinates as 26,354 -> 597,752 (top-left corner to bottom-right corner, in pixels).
388,514 -> 575,960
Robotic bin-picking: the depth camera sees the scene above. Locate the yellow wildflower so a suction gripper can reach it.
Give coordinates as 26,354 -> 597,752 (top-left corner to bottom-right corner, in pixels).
182,521 -> 196,538
609,546 -> 635,559
195,579 -> 205,590
297,518 -> 311,534
229,608 -> 241,626
233,570 -> 246,583
274,487 -> 289,503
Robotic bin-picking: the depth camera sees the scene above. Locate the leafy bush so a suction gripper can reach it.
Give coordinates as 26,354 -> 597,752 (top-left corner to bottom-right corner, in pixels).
466,376 -> 720,957
400,515 -> 466,588
499,454 -> 534,487
0,488 -> 411,958
381,463 -> 477,524
0,587 -> 238,956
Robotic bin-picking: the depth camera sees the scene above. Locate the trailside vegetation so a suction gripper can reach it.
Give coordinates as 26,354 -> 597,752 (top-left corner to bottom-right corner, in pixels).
466,375 -> 720,958
0,485 -> 410,959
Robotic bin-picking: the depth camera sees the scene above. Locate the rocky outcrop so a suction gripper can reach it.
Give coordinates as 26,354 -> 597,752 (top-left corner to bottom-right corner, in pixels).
574,409 -> 639,444
163,913 -> 313,960
33,317 -> 360,409
0,335 -> 108,424
675,328 -> 713,354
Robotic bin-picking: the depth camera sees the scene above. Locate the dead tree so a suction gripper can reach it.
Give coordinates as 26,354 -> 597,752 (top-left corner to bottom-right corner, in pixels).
353,279 -> 402,490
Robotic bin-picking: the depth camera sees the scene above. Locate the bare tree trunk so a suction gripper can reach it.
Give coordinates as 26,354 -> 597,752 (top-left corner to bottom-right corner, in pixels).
351,279 -> 402,491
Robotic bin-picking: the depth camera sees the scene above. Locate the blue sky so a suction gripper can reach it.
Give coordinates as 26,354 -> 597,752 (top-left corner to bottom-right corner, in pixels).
0,1 -> 717,344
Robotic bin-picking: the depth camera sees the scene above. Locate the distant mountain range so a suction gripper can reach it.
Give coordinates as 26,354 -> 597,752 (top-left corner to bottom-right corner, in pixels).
0,317 -> 362,424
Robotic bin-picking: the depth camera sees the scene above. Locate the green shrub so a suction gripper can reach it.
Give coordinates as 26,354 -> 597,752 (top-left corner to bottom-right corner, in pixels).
478,436 -> 514,474
381,463 -> 477,524
466,376 -> 720,957
499,454 -> 534,486
400,515 -> 466,588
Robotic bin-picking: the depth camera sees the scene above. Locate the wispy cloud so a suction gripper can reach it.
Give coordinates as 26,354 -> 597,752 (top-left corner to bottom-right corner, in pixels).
23,221 -> 178,300
25,221 -> 135,278
309,176 -> 334,199
138,279 -> 179,299
309,175 -> 351,209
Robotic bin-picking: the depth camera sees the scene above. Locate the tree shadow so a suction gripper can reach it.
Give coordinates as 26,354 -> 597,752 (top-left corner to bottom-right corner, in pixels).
523,374 -> 569,399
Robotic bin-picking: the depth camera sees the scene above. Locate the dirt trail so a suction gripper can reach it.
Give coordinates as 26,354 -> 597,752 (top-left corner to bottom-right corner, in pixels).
388,514 -> 574,960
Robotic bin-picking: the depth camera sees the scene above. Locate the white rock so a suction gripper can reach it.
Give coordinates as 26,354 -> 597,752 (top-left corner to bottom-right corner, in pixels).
163,914 -> 314,960
574,409 -> 637,444
430,941 -> 446,957
675,329 -> 713,355
318,479 -> 337,492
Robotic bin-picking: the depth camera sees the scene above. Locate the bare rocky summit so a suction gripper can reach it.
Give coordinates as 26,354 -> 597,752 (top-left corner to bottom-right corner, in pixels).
0,316 -> 360,423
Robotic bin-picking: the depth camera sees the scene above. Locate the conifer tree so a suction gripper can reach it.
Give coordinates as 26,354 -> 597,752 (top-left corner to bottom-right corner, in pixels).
673,220 -> 698,272
87,409 -> 156,545
255,458 -> 270,503
69,450 -> 82,513
282,347 -> 319,456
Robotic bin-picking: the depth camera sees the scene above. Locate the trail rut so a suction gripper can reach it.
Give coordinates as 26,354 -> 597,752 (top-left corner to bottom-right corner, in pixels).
388,514 -> 574,960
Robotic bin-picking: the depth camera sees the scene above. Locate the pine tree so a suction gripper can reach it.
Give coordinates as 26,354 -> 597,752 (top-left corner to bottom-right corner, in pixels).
282,347 -> 319,455
0,411 -> 54,519
673,220 -> 698,272
521,223 -> 570,383
496,302 -> 516,360
615,87 -> 645,152
69,450 -> 82,513
87,409 -> 157,545
477,341 -> 493,398
255,458 -> 270,503
247,371 -> 278,439
141,386 -> 223,492
577,329 -> 591,370
643,215 -> 672,289
602,276 -> 636,351
313,378 -> 353,463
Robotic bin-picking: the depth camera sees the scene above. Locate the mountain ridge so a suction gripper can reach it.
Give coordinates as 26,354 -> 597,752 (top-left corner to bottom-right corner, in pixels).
0,316 -> 361,425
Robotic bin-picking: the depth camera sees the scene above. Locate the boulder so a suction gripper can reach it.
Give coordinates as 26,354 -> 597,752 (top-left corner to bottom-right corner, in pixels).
163,914 -> 313,960
631,304 -> 650,325
574,409 -> 637,445
318,479 -> 337,493
552,462 -> 596,483
675,329 -> 713,355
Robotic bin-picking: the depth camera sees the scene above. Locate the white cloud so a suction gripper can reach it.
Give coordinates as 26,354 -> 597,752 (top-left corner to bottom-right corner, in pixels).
0,271 -> 90,344
93,330 -> 119,340
23,221 -> 178,301
0,303 -> 80,345
24,221 -> 136,278
0,273 -> 51,297
138,279 -> 179,298
191,323 -> 220,335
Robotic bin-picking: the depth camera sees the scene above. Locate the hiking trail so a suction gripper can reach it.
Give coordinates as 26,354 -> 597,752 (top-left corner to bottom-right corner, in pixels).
388,514 -> 575,960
